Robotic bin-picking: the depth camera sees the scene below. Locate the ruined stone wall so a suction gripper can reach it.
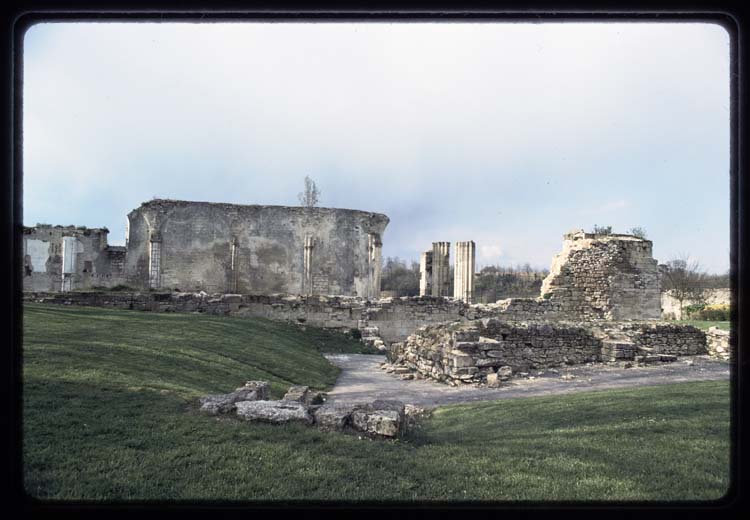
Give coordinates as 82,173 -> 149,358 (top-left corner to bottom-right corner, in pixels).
391,318 -> 602,384
22,225 -> 127,292
705,327 -> 731,360
539,231 -> 661,320
124,199 -> 389,297
596,322 -> 708,356
23,291 -> 469,343
390,317 -> 708,384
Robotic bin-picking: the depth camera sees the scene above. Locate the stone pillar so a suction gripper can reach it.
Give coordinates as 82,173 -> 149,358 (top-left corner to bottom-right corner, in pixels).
419,251 -> 433,296
368,233 -> 383,299
431,242 -> 450,297
303,235 -> 314,296
453,241 -> 476,303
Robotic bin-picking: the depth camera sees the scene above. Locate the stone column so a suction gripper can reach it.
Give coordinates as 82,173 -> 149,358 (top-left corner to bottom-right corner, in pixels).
368,233 -> 383,299
431,242 -> 450,297
303,235 -> 314,296
453,241 -> 476,303
419,251 -> 433,296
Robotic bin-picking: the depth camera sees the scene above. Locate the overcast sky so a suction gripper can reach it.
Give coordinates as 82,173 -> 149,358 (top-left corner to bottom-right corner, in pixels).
23,22 -> 730,273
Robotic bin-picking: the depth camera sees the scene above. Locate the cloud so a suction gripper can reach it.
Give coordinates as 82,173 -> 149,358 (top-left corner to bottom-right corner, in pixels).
21,22 -> 731,273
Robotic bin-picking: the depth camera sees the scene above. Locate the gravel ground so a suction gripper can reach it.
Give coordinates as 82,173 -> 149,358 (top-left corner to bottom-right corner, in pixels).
323,353 -> 731,407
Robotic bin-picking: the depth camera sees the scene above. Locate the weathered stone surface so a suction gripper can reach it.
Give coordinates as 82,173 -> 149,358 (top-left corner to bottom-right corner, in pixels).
313,403 -> 358,431
706,327 -> 731,360
199,386 -> 265,415
238,381 -> 270,400
235,400 -> 313,425
283,385 -> 310,403
350,400 -> 406,438
486,373 -> 501,388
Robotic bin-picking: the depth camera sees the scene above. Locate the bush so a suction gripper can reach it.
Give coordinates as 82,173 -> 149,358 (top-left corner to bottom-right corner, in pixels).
684,303 -> 706,318
349,328 -> 362,340
542,293 -> 552,300
697,304 -> 730,321
109,284 -> 133,292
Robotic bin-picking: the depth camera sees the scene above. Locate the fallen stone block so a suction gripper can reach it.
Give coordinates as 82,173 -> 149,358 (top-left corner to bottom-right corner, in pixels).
350,400 -> 405,438
235,400 -> 313,425
313,403 -> 357,431
486,373 -> 501,388
199,386 -> 264,415
283,385 -> 310,403
238,381 -> 270,400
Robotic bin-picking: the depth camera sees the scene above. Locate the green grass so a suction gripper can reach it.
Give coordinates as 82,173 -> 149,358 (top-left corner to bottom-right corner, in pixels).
676,320 -> 731,331
23,304 -> 731,502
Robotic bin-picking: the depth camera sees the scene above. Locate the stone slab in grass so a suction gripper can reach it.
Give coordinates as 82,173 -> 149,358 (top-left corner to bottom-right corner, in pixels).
235,400 -> 314,425
350,400 -> 405,438
313,403 -> 359,431
200,387 -> 264,415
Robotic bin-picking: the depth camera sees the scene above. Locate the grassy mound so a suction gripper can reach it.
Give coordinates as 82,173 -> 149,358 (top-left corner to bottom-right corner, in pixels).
22,304 -> 730,502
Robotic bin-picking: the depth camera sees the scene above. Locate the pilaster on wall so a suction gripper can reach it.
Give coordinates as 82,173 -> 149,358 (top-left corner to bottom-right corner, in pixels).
229,236 -> 239,293
453,241 -> 476,303
431,242 -> 451,297
368,233 -> 383,299
148,238 -> 162,289
302,235 -> 314,296
419,251 -> 433,296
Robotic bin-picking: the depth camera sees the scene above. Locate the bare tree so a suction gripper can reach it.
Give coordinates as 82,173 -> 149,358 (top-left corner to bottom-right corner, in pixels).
298,176 -> 321,207
627,226 -> 648,239
661,254 -> 708,317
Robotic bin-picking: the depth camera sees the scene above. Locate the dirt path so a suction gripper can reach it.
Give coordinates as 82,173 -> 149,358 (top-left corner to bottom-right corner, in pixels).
323,354 -> 731,407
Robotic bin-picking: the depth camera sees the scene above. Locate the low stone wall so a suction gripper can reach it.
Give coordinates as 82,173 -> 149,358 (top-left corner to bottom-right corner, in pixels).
705,327 -> 731,360
390,318 -> 709,385
22,291 -> 470,343
391,318 -> 603,384
597,322 -> 708,357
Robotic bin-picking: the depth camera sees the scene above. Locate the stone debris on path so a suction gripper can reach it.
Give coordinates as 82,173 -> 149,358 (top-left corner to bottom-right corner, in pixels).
324,353 -> 730,408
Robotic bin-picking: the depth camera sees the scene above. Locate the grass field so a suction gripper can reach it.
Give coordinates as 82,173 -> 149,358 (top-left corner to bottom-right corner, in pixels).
23,304 -> 731,502
676,320 -> 731,331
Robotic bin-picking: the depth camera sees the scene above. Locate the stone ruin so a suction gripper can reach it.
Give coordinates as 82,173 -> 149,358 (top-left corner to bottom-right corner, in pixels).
23,199 -> 388,298
198,380 -> 419,439
386,229 -> 724,386
23,199 -> 729,388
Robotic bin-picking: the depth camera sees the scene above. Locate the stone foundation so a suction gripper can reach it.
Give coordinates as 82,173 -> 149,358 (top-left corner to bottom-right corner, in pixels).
390,317 -> 708,385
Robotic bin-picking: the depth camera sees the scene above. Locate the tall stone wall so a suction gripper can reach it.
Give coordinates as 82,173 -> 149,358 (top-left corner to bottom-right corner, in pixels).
539,230 -> 661,320
22,225 -> 127,292
124,199 -> 389,297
